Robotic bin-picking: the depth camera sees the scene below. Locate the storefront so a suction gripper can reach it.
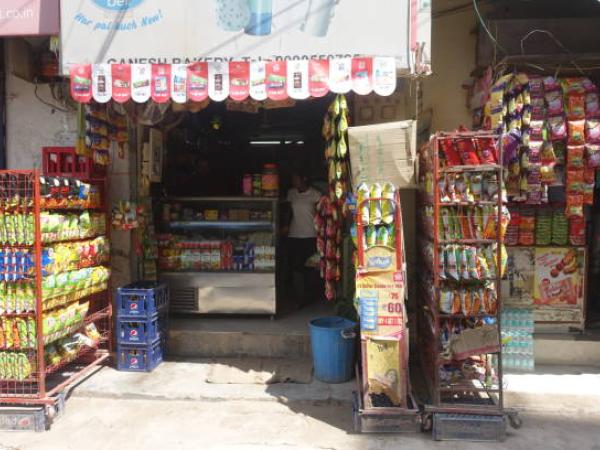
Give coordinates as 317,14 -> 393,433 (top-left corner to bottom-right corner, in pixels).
60,0 -> 431,317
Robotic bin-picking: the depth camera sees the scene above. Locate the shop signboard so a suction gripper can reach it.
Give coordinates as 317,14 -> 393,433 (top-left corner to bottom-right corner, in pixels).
60,0 -> 431,75
0,0 -> 59,36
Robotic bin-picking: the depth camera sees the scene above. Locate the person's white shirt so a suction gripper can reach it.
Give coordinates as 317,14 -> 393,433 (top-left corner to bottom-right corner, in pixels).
287,187 -> 322,238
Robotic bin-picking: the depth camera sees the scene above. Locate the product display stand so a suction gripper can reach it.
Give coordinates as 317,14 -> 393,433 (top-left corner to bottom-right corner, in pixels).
352,189 -> 420,433
417,132 -> 521,440
0,170 -> 111,427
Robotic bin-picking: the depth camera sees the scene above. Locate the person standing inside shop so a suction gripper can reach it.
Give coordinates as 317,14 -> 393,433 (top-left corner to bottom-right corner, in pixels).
283,173 -> 322,308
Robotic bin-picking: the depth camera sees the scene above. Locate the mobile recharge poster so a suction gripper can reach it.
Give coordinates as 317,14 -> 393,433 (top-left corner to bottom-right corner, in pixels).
356,247 -> 406,338
60,0 -> 430,74
533,247 -> 585,307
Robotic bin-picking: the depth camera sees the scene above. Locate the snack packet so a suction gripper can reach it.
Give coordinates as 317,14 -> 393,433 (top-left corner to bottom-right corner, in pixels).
369,184 -> 382,225
569,216 -> 586,246
549,116 -> 567,141
586,119 -> 600,143
586,144 -> 600,168
568,120 -> 586,145
440,139 -> 462,166
456,138 -> 480,165
566,194 -> 584,218
546,91 -> 564,116
586,92 -> 600,118
381,182 -> 396,225
356,183 -> 370,225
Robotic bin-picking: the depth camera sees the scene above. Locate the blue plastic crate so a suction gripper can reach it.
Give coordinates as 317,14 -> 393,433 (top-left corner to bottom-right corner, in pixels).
116,312 -> 168,345
116,338 -> 164,372
116,282 -> 169,318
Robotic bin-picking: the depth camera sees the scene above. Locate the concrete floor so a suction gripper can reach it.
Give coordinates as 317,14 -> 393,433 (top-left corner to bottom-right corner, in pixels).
1,397 -> 599,450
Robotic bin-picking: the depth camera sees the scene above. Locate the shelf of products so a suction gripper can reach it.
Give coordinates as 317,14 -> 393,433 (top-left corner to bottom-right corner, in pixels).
158,197 -> 277,314
417,132 -> 506,413
0,171 -> 111,403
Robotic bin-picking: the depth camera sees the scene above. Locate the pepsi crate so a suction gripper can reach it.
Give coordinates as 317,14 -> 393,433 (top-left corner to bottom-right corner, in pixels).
116,311 -> 168,345
116,282 -> 169,318
116,338 -> 164,372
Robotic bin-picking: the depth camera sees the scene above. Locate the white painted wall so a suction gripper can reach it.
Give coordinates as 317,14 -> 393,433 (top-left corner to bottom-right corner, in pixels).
5,66 -> 77,169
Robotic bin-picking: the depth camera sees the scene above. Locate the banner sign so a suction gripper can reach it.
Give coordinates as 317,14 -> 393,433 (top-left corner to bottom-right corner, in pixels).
69,58 -> 397,103
60,0 -> 431,75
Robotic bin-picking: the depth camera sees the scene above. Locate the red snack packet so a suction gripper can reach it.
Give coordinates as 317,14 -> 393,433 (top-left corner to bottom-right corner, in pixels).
567,145 -> 585,169
440,139 -> 462,166
566,169 -> 584,194
456,138 -> 481,165
566,194 -> 584,218
567,94 -> 586,120
568,120 -> 586,145
569,216 -> 586,245
584,166 -> 596,184
549,116 -> 567,141
475,138 -> 498,164
583,182 -> 595,205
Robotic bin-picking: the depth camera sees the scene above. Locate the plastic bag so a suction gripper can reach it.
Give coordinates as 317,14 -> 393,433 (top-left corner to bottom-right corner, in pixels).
546,91 -> 564,116
568,120 -> 586,145
548,116 -> 567,141
567,94 -> 586,120
586,119 -> 600,143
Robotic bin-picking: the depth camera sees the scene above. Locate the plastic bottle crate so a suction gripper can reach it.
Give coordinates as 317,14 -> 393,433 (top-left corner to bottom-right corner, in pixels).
42,147 -> 107,181
117,282 -> 169,318
116,311 -> 168,345
116,338 -> 164,372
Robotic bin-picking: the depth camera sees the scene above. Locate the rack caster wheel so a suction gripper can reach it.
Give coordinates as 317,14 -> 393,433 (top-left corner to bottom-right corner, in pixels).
46,405 -> 57,420
421,413 -> 433,432
508,413 -> 522,429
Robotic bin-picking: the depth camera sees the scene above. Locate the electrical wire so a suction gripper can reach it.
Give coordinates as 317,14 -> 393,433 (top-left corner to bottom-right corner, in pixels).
472,0 -> 507,56
33,83 -> 71,113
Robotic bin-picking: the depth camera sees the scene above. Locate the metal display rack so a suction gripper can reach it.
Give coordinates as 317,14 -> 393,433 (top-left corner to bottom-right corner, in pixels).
416,132 -> 520,440
0,170 -> 111,411
353,190 -> 421,433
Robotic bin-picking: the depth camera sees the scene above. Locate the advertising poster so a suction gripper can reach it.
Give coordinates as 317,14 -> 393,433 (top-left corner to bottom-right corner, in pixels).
533,247 -> 585,308
365,337 -> 406,407
356,247 -> 406,338
60,0 -> 433,74
502,247 -> 535,308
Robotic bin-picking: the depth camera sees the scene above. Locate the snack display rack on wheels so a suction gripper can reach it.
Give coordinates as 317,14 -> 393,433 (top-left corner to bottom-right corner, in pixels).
0,170 -> 111,431
352,188 -> 421,433
417,132 -> 521,441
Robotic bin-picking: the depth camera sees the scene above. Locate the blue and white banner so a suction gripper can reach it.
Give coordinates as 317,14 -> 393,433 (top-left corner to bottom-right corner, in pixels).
60,0 -> 431,75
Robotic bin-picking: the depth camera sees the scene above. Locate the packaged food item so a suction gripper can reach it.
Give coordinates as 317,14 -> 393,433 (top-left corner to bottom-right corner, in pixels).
567,94 -> 586,120
381,182 -> 396,225
568,120 -> 586,145
376,226 -> 390,247
501,129 -> 521,166
566,194 -> 584,218
356,183 -> 370,225
529,120 -> 546,141
472,290 -> 483,315
439,289 -> 453,314
586,92 -> 600,118
368,184 -> 382,225
456,246 -> 469,280
465,246 -> 479,279
535,209 -> 553,246
586,119 -> 600,143
440,139 -> 462,166
586,144 -> 600,168
552,209 -> 569,245
475,138 -> 498,164
543,76 -> 560,92
569,216 -> 586,246
549,116 -> 567,141
461,290 -> 472,315
456,138 -> 480,165
566,169 -> 584,194
567,145 -> 585,169
546,91 -> 564,116
446,245 -> 459,280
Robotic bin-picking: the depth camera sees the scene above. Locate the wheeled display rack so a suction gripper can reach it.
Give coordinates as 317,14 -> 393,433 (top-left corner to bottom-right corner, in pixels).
417,132 -> 520,440
0,170 -> 111,413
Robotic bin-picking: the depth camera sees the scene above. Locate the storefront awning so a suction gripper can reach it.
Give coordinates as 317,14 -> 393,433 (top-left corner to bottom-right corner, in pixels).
60,0 -> 431,76
69,58 -> 398,104
0,0 -> 59,36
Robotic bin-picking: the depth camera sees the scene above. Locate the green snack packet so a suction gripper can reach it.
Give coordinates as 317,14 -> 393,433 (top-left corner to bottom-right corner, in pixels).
0,212 -> 5,244
376,226 -> 390,247
366,226 -> 377,248
16,319 -> 27,350
0,353 -> 6,379
6,353 -> 15,380
27,317 -> 36,349
16,214 -> 24,245
381,182 -> 396,225
369,184 -> 383,225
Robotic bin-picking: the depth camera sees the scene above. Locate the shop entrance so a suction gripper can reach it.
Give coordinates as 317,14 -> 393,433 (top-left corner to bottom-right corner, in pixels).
150,96 -> 340,353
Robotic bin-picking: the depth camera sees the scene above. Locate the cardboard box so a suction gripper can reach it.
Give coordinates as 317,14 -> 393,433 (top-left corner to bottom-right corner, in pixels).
348,120 -> 417,189
363,335 -> 408,407
447,324 -> 500,361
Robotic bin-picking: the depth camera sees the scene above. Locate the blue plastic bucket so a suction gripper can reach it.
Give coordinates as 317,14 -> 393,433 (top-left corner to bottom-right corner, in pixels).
309,316 -> 357,383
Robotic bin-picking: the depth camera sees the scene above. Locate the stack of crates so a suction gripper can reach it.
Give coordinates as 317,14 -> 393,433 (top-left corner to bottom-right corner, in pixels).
115,282 -> 169,372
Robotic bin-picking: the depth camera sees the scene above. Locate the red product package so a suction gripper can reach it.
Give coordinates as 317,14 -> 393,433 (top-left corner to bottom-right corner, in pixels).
475,138 -> 498,164
568,120 -> 586,145
549,116 -> 567,141
566,194 -> 584,218
586,119 -> 600,143
569,216 -> 586,246
440,139 -> 462,166
456,138 -> 481,165
566,168 -> 584,194
584,166 -> 596,184
586,144 -> 600,168
567,145 -> 585,169
566,94 -> 586,120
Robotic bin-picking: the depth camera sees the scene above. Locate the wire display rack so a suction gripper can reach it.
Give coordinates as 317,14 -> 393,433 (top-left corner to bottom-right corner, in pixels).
416,132 -> 521,437
0,170 -> 111,407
